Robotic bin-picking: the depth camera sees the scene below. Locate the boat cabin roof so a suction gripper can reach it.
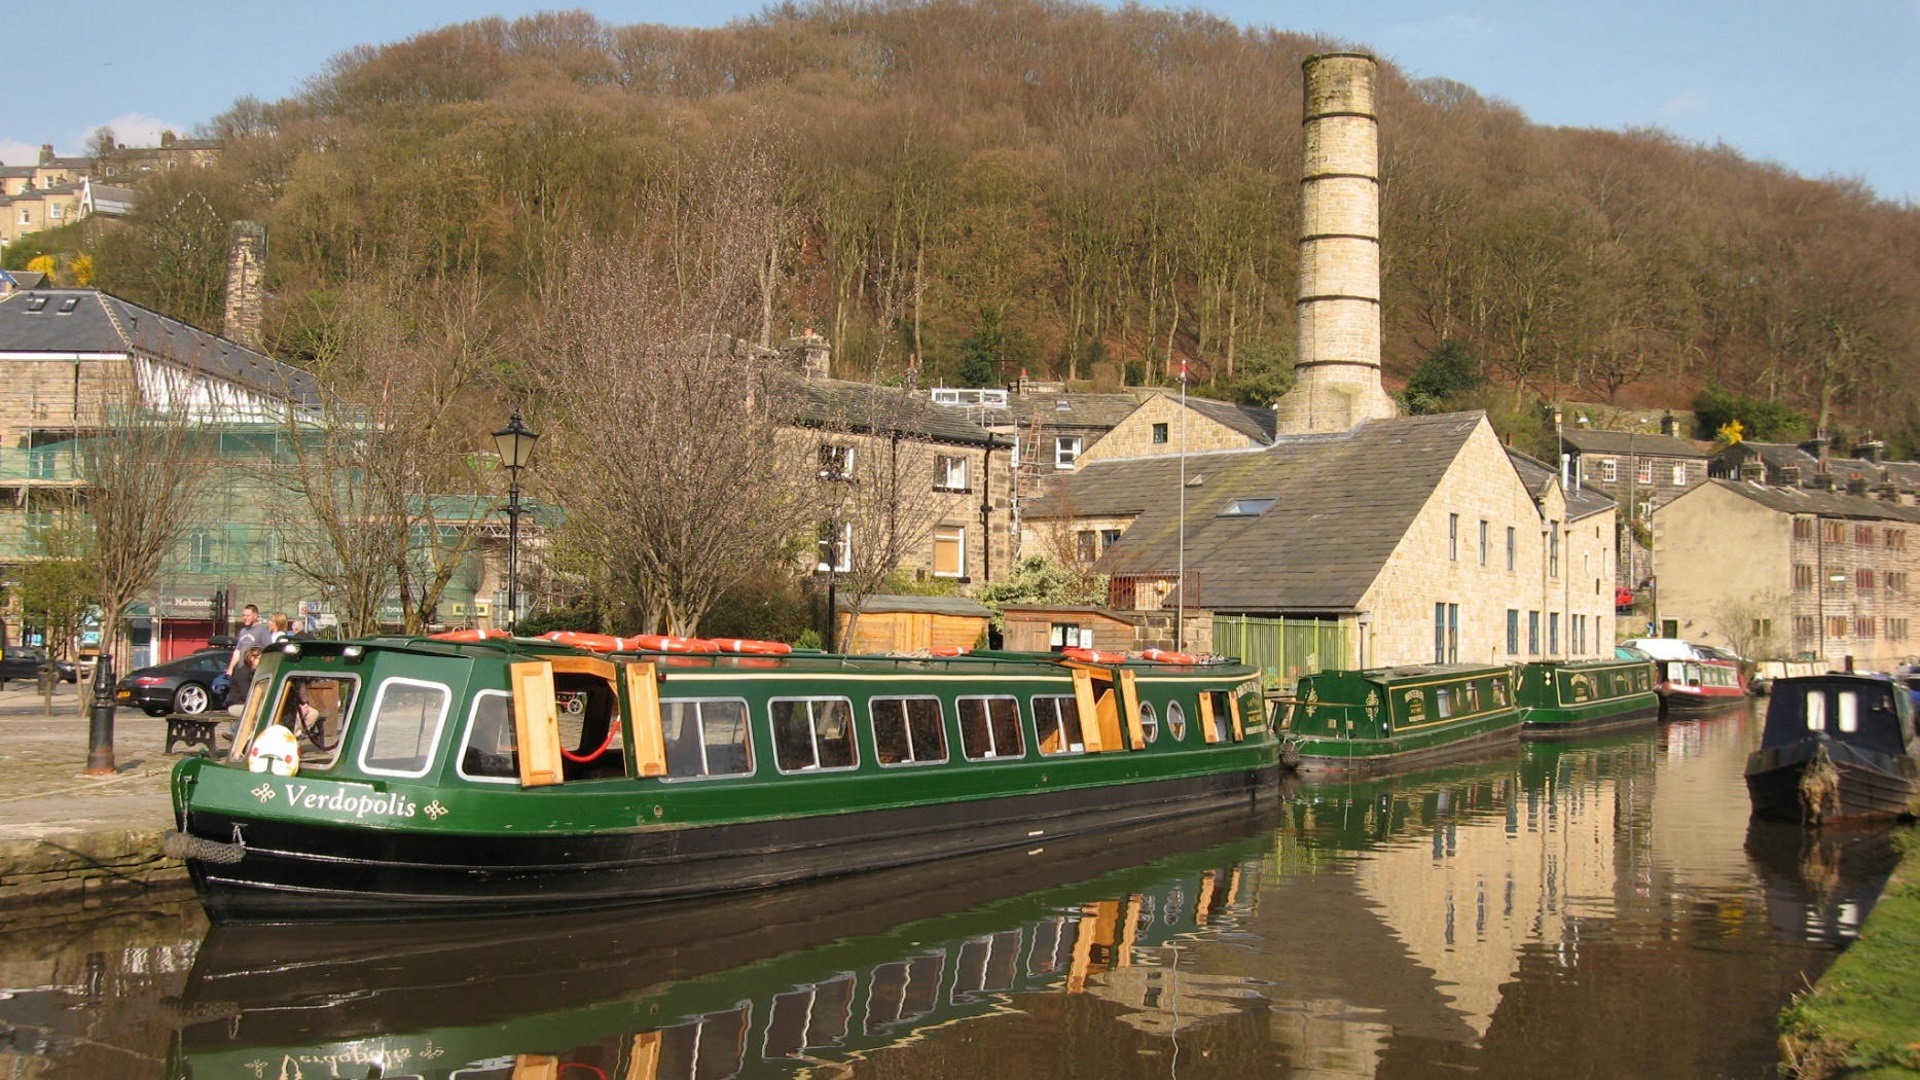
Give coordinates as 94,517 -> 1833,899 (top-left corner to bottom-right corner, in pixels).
1760,674 -> 1917,755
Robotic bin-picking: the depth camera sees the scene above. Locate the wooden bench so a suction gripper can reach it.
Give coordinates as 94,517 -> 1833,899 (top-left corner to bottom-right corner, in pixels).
165,716 -> 223,756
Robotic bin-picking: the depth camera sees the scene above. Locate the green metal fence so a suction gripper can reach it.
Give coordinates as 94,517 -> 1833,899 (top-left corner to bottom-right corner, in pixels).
1213,614 -> 1350,691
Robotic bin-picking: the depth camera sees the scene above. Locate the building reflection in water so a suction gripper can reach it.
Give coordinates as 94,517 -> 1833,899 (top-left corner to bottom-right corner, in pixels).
1,711 -> 1895,1080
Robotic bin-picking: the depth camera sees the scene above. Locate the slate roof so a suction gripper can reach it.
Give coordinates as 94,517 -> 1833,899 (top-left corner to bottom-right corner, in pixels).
788,376 -> 999,446
1562,429 -> 1705,459
0,288 -> 321,406
834,594 -> 992,616
1031,411 -> 1488,614
1696,479 -> 1920,523
1507,448 -> 1614,522
1179,395 -> 1277,444
1003,390 -> 1145,433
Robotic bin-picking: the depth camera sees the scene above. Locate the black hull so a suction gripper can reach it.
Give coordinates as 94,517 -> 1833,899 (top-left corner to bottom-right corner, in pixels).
1744,739 -> 1920,824
1659,690 -> 1748,717
183,764 -> 1282,921
1293,723 -> 1520,779
1520,702 -> 1662,742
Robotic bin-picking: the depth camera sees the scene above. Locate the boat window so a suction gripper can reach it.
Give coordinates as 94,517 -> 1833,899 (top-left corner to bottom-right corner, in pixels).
458,691 -> 517,783
1138,701 -> 1160,744
661,699 -> 753,778
871,696 -> 948,766
1034,695 -> 1085,755
359,678 -> 451,777
1837,691 -> 1859,733
957,695 -> 1023,760
1204,691 -> 1236,742
554,671 -> 624,780
1806,692 -> 1827,732
771,697 -> 857,772
253,674 -> 358,771
1166,700 -> 1188,741
1436,687 -> 1452,718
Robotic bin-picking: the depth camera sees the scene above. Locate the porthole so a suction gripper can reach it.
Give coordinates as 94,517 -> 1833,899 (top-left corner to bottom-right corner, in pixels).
1166,701 -> 1187,741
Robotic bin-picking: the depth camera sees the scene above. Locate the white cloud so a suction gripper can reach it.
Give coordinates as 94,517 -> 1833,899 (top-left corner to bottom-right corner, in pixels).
79,112 -> 181,149
1660,90 -> 1709,117
0,140 -> 41,168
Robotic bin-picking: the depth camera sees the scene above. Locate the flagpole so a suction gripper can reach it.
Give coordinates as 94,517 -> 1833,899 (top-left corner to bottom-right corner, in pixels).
1177,359 -> 1187,652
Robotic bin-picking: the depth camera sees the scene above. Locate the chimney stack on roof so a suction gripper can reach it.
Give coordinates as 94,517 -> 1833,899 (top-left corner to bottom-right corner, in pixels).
1272,52 -> 1398,435
222,221 -> 267,349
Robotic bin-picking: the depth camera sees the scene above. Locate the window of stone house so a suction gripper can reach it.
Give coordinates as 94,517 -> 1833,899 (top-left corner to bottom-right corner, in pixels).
1856,568 -> 1876,590
1100,528 -> 1121,549
933,524 -> 966,578
816,521 -> 851,573
1054,436 -> 1082,470
934,455 -> 969,492
1887,528 -> 1907,551
1855,525 -> 1875,545
1635,460 -> 1652,485
1891,618 -> 1910,641
1793,564 -> 1814,591
1075,530 -> 1098,563
1888,571 -> 1908,594
1670,463 -> 1688,485
1152,422 -> 1169,444
1794,518 -> 1814,541
1479,520 -> 1489,565
1506,527 -> 1516,571
818,444 -> 854,481
1601,458 -> 1617,482
1824,521 -> 1846,543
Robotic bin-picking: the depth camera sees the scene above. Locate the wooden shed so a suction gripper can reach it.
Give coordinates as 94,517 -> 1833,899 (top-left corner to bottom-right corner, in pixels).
999,605 -> 1141,654
836,595 -> 992,655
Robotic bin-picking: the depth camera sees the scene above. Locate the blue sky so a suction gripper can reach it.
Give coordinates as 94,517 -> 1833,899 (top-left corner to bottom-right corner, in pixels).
7,1 -> 1916,204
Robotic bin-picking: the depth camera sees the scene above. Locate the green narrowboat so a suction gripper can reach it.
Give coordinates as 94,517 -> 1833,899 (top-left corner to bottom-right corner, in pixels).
1276,664 -> 1524,775
1515,658 -> 1660,739
167,821 -> 1275,1079
163,633 -> 1280,920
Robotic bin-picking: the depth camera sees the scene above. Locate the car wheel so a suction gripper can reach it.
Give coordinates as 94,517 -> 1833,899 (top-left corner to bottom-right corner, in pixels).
173,684 -> 211,715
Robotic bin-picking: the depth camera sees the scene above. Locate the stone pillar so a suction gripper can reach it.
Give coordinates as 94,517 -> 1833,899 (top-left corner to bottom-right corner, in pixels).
222,220 -> 267,349
1273,52 -> 1398,435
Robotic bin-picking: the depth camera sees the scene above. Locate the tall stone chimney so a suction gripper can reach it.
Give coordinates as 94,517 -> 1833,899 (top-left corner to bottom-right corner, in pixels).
1273,52 -> 1398,435
223,221 -> 267,348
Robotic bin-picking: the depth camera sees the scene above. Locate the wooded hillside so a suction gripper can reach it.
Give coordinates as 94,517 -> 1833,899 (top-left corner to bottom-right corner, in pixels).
31,0 -> 1920,450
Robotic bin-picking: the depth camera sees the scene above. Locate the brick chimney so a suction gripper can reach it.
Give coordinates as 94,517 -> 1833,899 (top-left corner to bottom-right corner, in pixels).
222,221 -> 267,348
1738,462 -> 1766,483
38,144 -> 54,166
1273,52 -> 1398,435
783,328 -> 831,379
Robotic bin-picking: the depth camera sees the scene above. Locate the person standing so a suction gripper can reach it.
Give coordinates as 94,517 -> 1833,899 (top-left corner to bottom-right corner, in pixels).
228,604 -> 272,677
268,612 -> 293,643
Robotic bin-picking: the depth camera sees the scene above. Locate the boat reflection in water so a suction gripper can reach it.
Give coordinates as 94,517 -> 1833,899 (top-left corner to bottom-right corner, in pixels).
163,717 -> 1892,1080
170,805 -> 1283,1080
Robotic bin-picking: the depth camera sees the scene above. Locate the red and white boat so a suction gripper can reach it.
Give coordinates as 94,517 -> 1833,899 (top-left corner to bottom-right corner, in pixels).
1621,638 -> 1749,715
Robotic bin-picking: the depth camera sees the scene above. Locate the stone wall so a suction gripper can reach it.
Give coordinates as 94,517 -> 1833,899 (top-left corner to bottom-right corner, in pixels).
0,830 -> 186,909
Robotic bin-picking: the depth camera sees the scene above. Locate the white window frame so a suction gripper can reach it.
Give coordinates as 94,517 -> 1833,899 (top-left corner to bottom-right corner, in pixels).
933,524 -> 966,579
358,676 -> 452,779
1054,436 -> 1082,470
935,454 -> 969,492
817,521 -> 852,573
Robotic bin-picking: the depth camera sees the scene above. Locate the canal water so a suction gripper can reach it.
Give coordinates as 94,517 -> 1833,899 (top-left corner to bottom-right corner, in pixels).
2,701 -> 1907,1080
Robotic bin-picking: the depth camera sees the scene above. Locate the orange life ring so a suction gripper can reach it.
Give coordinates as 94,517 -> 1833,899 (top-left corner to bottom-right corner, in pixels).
1141,648 -> 1202,665
710,638 -> 793,656
930,645 -> 971,657
1061,647 -> 1126,665
541,631 -> 633,653
631,634 -> 720,654
430,628 -> 508,643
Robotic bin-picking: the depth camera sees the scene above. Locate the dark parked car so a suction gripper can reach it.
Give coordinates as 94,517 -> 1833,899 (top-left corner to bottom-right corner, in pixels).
0,646 -> 76,685
116,648 -> 232,716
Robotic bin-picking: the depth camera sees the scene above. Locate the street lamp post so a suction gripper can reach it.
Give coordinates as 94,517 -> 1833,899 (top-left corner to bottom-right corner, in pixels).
492,411 -> 540,636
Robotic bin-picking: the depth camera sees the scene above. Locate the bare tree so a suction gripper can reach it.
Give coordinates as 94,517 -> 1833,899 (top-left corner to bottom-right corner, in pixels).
531,132 -> 818,635
276,277 -> 499,635
1711,591 -> 1787,662
78,387 -> 216,670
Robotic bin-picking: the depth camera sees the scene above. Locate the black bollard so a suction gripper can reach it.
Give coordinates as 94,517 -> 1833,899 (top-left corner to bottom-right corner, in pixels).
85,653 -> 117,776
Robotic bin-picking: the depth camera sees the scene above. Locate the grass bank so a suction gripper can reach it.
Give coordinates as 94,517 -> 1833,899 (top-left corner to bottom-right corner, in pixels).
1780,826 -> 1920,1079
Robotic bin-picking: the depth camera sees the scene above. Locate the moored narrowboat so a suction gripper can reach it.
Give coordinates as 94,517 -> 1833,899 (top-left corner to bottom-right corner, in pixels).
1276,664 -> 1524,776
1744,673 -> 1920,825
1622,637 -> 1748,714
1515,658 -> 1660,739
163,635 -> 1280,920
